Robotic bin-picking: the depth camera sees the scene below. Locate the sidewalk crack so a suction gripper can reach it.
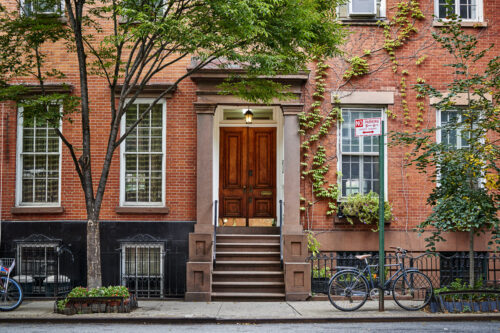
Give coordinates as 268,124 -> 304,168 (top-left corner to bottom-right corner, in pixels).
215,302 -> 223,318
286,301 -> 302,317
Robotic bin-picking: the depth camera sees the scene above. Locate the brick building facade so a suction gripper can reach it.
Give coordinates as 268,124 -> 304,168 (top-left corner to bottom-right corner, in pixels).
0,0 -> 498,300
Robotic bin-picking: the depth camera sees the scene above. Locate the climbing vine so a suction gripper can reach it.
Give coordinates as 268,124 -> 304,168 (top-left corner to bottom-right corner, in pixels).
299,59 -> 341,222
300,0 -> 431,226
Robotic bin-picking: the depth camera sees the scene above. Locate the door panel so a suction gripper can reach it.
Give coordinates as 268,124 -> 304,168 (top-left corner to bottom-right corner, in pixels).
220,128 -> 247,218
248,128 -> 276,220
219,127 -> 276,226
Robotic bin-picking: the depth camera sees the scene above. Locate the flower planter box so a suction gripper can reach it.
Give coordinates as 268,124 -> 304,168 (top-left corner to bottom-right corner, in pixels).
54,294 -> 138,315
435,295 -> 499,313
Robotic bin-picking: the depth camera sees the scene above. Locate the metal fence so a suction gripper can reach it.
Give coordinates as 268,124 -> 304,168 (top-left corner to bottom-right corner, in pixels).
308,251 -> 500,293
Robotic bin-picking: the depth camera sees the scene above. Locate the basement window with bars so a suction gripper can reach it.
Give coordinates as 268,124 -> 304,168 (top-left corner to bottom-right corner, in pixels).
121,243 -> 164,298
16,242 -> 58,294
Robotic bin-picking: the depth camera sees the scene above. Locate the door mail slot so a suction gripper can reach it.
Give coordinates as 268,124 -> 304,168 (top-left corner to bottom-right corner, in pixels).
261,191 -> 273,196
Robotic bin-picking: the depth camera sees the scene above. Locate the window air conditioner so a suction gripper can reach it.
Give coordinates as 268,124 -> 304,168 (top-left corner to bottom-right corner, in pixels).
349,0 -> 377,16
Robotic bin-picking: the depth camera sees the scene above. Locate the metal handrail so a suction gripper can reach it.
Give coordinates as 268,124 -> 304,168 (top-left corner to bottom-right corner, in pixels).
279,200 -> 283,268
213,200 -> 218,267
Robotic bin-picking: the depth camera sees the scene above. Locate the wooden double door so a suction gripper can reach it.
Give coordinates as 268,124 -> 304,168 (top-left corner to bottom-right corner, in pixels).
219,127 -> 276,226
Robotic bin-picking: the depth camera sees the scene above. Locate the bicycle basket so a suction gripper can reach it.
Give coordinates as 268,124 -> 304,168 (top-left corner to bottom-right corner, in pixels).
0,258 -> 15,275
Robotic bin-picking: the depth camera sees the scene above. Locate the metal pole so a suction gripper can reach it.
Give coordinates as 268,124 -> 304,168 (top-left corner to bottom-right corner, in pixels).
378,120 -> 385,312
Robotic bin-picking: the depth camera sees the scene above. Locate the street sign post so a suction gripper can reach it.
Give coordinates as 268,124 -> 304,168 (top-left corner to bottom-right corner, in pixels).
355,117 -> 385,312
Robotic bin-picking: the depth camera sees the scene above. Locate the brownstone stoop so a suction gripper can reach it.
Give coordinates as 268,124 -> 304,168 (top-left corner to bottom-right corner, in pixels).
211,227 -> 285,301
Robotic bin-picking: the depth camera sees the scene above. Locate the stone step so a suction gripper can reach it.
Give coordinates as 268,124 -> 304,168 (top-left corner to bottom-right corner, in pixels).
211,292 -> 286,301
216,234 -> 280,244
216,243 -> 280,252
216,251 -> 280,261
212,270 -> 284,283
212,281 -> 285,293
214,260 -> 282,271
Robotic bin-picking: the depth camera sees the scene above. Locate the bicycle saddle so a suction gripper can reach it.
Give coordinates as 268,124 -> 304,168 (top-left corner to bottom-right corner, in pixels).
355,254 -> 372,260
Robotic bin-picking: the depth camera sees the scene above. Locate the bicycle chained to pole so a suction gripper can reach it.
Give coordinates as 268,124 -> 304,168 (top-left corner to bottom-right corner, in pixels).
327,247 -> 433,311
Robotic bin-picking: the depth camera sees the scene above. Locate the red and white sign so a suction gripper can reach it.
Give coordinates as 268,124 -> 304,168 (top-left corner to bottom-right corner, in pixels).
354,118 -> 382,137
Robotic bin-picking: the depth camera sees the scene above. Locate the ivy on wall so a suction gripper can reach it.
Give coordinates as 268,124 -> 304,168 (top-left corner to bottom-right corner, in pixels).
300,0 -> 428,226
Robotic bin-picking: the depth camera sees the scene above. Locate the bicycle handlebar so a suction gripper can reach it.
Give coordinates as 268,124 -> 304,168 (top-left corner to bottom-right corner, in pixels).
390,246 -> 407,254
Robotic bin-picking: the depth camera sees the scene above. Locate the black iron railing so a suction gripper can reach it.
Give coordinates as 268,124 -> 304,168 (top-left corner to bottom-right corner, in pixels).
279,200 -> 283,268
213,200 -> 218,267
308,251 -> 500,294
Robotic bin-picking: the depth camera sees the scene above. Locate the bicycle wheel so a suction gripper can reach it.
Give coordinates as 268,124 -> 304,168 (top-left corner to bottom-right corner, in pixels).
0,277 -> 23,311
392,271 -> 432,311
328,270 -> 368,311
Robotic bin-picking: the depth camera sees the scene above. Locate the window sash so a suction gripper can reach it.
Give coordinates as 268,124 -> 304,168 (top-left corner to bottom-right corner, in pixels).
437,0 -> 478,20
121,100 -> 165,206
22,0 -> 64,15
17,109 -> 61,206
440,110 -> 471,149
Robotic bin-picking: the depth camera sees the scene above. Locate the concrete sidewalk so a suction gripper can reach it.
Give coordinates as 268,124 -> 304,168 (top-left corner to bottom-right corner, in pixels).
1,300 -> 499,323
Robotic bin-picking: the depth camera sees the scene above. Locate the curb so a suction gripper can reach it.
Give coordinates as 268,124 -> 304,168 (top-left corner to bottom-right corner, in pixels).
2,315 -> 500,324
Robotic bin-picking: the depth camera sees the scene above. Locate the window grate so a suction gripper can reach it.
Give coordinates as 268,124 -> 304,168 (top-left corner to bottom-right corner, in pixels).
121,243 -> 164,298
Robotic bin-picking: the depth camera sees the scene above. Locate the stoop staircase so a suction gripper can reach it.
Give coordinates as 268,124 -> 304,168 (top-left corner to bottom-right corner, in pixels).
211,227 -> 285,301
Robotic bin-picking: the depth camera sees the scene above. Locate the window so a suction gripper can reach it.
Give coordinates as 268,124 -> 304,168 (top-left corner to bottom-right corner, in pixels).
16,241 -> 58,295
338,0 -> 386,20
339,108 -> 383,197
120,100 -> 165,206
21,0 -> 64,15
435,0 -> 483,21
16,105 -> 61,206
437,110 -> 470,149
121,243 -> 164,297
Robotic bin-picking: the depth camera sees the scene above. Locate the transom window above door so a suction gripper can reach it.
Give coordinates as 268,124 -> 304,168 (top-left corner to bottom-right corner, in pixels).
220,108 -> 275,124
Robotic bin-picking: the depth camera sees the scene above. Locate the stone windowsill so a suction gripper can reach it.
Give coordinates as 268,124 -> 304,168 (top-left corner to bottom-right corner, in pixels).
11,206 -> 64,214
432,21 -> 487,28
115,206 -> 170,214
340,19 -> 388,26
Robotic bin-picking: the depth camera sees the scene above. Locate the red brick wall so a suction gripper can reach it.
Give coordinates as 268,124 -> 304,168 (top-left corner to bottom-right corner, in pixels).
0,0 -> 197,222
0,0 -> 498,234
300,0 -> 500,233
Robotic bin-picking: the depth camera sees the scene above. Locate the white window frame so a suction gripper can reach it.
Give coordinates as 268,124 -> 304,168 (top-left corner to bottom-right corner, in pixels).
15,105 -> 62,207
337,107 -> 388,200
436,109 -> 471,149
435,108 -> 484,186
20,0 -> 65,16
434,0 -> 483,22
119,98 -> 166,207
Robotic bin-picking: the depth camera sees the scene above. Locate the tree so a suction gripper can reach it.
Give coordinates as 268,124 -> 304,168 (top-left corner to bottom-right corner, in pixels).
393,13 -> 499,287
0,0 -> 346,287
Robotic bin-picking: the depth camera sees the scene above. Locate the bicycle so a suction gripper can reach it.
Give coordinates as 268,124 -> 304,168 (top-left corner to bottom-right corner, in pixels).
327,247 -> 433,311
0,258 -> 23,311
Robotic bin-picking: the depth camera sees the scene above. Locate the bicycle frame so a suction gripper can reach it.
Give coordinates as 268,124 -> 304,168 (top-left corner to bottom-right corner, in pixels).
333,252 -> 414,291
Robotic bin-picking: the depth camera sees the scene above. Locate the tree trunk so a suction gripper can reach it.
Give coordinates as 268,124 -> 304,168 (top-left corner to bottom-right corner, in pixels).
87,218 -> 102,288
469,229 -> 475,288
